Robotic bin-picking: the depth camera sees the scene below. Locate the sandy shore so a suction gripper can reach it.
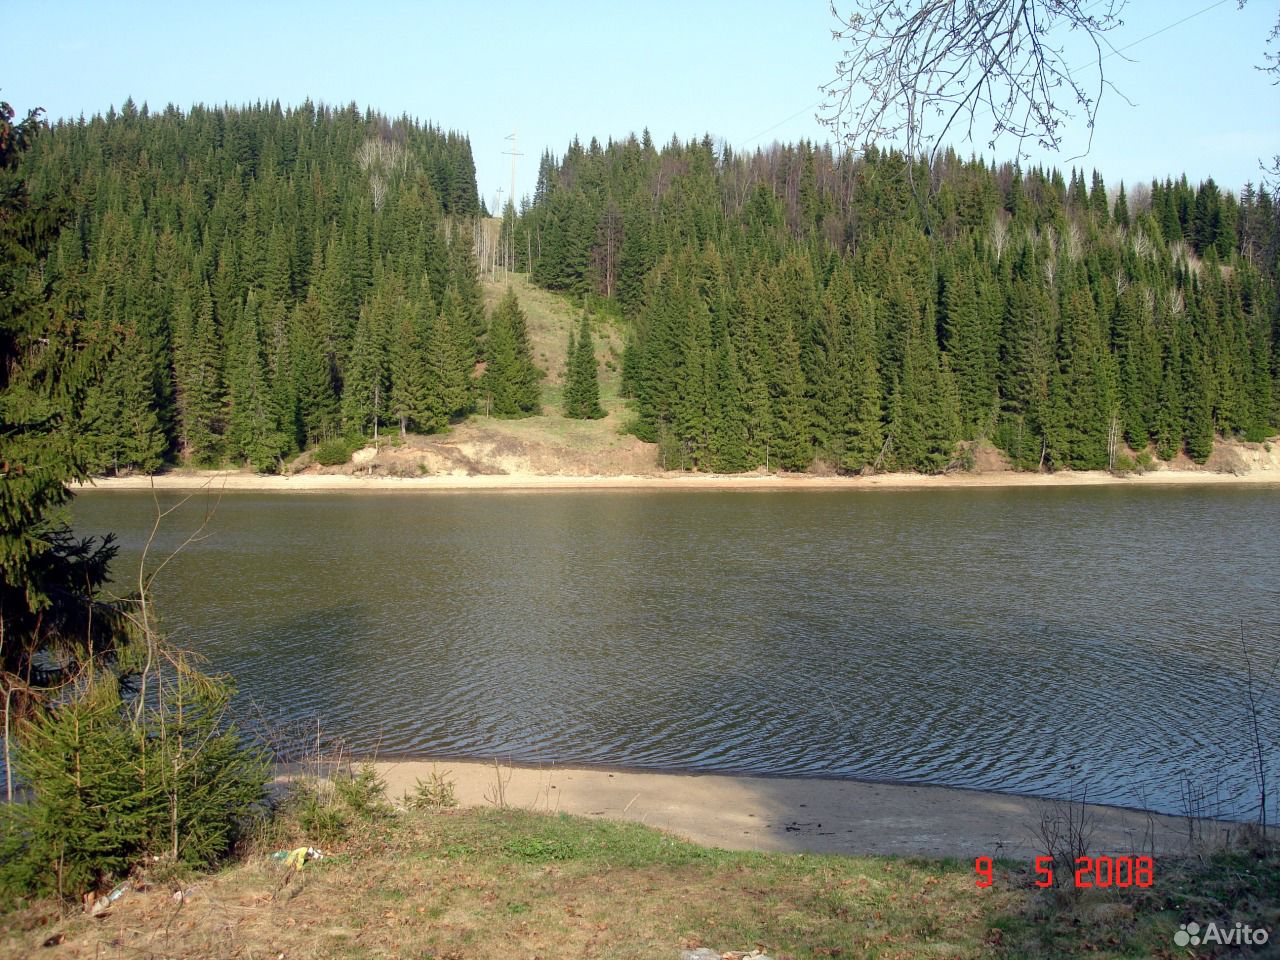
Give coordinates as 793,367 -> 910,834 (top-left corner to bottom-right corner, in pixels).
77,466 -> 1280,492
364,758 -> 1219,860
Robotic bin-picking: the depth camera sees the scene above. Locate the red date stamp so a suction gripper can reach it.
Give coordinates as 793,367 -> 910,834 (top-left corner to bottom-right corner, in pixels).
975,855 -> 1153,889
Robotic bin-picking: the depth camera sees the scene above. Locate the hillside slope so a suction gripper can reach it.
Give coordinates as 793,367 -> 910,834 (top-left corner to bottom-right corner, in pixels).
299,273 -> 661,478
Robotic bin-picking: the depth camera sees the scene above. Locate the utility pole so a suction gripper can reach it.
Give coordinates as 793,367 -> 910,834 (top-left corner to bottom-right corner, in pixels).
502,131 -> 523,212
493,186 -> 503,217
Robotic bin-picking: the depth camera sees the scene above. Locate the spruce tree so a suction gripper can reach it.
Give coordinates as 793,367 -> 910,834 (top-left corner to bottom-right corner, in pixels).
809,271 -> 847,457
3,679 -> 147,896
341,296 -> 390,438
447,227 -> 486,348
564,314 -> 605,419
1112,183 -> 1130,228
564,323 -> 578,414
890,306 -> 959,473
174,284 -> 225,464
1088,170 -> 1110,225
264,223 -> 293,304
114,324 -> 167,472
1046,288 -> 1116,469
628,260 -> 692,440
707,336 -> 752,472
433,285 -> 473,421
263,296 -> 300,455
752,269 -> 811,472
1153,326 -> 1185,460
480,288 -> 541,417
290,296 -> 340,444
1182,332 -> 1215,463
390,308 -> 430,436
80,328 -> 130,475
941,265 -> 998,438
0,100 -> 130,737
1113,285 -> 1161,448
1000,274 -> 1056,467
674,298 -> 715,465
838,290 -> 884,473
226,293 -> 290,471
770,315 -> 812,471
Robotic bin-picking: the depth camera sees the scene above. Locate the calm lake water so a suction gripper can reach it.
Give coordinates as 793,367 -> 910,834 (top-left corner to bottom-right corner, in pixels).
73,486 -> 1280,818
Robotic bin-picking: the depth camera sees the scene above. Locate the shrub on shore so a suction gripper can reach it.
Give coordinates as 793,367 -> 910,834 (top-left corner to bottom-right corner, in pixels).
0,669 -> 269,902
312,435 -> 366,466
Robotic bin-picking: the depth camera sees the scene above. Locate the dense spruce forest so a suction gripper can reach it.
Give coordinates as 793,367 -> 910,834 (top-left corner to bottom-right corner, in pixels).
20,102 -> 1280,475
509,135 -> 1280,472
16,99 -> 541,474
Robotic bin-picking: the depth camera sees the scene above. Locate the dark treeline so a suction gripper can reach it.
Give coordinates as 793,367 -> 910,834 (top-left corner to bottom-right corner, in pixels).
509,134 -> 1280,472
16,99 -> 534,473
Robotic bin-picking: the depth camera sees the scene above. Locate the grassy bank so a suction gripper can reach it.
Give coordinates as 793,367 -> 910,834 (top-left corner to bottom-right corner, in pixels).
4,774 -> 1275,960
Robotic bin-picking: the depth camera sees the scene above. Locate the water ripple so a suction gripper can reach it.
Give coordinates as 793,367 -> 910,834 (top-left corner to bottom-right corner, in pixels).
73,486 -> 1280,819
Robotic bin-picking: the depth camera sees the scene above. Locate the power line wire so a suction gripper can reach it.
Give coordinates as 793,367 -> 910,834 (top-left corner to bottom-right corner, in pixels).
739,100 -> 823,148
1098,0 -> 1233,63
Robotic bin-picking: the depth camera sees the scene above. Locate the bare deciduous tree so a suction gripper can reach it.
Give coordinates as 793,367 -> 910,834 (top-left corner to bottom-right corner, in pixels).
989,210 -> 1009,259
820,0 -> 1125,165
356,136 -> 408,213
822,0 -> 1280,188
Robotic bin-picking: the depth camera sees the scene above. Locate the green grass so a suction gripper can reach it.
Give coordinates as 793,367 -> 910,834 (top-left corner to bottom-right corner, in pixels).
6,801 -> 1272,960
482,272 -> 627,409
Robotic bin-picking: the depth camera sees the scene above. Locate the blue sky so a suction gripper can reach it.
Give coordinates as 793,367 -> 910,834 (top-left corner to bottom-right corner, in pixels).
5,1 -> 1278,206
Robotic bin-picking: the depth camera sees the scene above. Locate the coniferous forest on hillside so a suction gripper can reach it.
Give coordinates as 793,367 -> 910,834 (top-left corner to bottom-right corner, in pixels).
18,102 -> 1280,475
19,100 -> 493,473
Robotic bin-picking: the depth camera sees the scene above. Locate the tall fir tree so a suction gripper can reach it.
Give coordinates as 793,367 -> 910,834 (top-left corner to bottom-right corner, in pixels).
390,305 -> 431,436
436,284 -> 475,418
674,297 -> 715,465
563,314 -> 605,419
225,293 -> 290,471
82,321 -> 166,474
837,289 -> 885,473
341,289 -> 391,437
889,304 -> 960,473
1,100 -> 131,723
290,295 -> 341,444
174,283 -> 224,464
480,288 -> 541,417
941,264 -> 998,438
1046,287 -> 1116,469
706,335 -> 753,471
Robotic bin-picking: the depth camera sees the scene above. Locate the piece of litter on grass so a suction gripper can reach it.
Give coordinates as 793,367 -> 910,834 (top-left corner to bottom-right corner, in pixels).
270,847 -> 325,870
89,881 -> 131,916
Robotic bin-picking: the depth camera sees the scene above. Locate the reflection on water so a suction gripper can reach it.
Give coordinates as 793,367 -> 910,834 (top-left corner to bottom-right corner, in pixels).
74,486 -> 1280,818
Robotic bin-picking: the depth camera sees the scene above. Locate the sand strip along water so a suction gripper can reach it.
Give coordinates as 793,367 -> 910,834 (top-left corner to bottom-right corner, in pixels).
364,758 -> 1228,860
77,467 -> 1280,493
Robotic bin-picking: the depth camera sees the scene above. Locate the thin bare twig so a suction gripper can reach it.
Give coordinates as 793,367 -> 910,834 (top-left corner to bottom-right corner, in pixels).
820,0 -> 1124,168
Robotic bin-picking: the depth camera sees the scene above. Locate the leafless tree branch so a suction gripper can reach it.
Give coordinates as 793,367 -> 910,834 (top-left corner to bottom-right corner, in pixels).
819,0 -> 1125,166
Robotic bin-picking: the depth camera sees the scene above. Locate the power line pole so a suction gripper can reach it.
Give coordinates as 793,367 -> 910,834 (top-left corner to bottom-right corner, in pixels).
502,131 -> 523,211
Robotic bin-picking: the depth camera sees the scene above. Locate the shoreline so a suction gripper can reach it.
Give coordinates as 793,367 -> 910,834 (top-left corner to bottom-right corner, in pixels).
76,466 -> 1280,493
352,756 -> 1225,859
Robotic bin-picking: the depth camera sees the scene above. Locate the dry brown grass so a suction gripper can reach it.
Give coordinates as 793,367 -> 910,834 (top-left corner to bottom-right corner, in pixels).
1,807 -> 1018,960
480,273 -> 625,406
5,800 -> 1277,960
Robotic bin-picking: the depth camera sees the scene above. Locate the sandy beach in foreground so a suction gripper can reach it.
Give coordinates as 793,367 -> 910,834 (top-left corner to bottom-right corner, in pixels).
78,466 -> 1280,492
365,758 -> 1220,860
